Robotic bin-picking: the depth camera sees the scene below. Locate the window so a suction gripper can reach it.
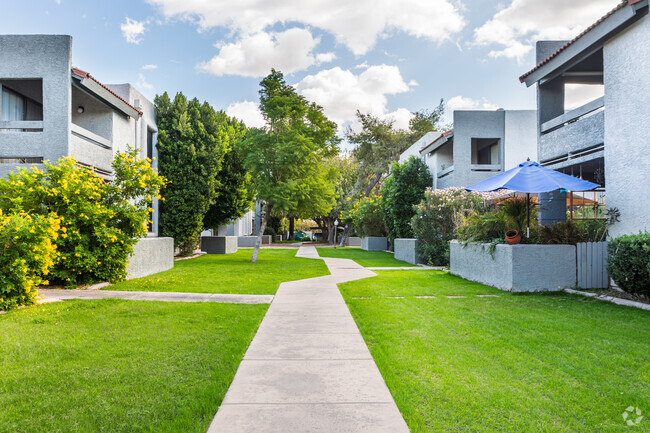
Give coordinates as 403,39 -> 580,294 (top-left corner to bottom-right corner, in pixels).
471,138 -> 500,165
1,79 -> 43,132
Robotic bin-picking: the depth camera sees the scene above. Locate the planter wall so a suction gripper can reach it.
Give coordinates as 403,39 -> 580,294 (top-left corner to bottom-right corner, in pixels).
238,235 -> 272,247
361,236 -> 388,251
450,241 -> 576,292
201,236 -> 237,254
394,238 -> 420,265
346,236 -> 361,247
127,237 -> 174,279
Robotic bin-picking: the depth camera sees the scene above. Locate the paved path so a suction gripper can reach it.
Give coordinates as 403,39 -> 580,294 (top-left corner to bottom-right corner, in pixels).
207,246 -> 410,433
37,289 -> 273,304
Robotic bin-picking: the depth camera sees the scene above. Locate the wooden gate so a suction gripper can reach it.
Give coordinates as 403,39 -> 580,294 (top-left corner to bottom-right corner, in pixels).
576,241 -> 608,289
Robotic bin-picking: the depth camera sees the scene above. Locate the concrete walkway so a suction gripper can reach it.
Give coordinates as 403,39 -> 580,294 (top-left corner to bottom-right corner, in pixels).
37,289 -> 273,304
207,246 -> 410,433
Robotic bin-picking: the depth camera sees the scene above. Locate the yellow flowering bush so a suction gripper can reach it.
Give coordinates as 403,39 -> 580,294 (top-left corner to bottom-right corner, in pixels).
0,210 -> 60,310
0,147 -> 166,287
342,194 -> 386,238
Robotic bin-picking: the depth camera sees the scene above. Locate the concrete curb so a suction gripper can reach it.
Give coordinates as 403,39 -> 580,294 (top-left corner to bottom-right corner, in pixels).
564,288 -> 650,311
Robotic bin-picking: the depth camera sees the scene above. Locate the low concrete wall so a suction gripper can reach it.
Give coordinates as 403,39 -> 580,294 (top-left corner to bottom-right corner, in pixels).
238,236 -> 258,247
200,236 -> 237,254
238,235 -> 272,247
347,237 -> 361,247
361,237 -> 388,251
395,238 -> 420,265
449,241 -> 576,292
127,237 -> 174,280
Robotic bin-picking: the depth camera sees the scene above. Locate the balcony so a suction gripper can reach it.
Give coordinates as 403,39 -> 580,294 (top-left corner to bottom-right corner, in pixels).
0,120 -> 43,132
539,108 -> 604,166
470,164 -> 502,172
69,123 -> 113,175
436,165 -> 455,189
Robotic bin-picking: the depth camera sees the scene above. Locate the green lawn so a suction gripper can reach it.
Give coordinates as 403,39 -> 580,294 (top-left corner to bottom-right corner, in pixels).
108,248 -> 329,294
316,247 -> 412,267
0,299 -> 267,433
339,270 -> 650,433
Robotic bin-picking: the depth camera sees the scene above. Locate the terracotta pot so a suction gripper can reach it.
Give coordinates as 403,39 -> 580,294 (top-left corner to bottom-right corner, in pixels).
505,230 -> 521,245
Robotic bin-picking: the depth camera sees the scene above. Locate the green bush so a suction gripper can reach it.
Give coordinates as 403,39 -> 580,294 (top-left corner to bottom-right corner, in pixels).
412,187 -> 495,266
0,149 -> 165,287
0,210 -> 60,310
607,232 -> 650,296
457,197 -> 538,245
539,219 -> 607,245
382,156 -> 432,243
345,194 -> 386,238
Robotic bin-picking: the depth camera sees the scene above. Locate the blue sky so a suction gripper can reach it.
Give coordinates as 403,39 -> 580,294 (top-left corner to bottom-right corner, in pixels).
1,0 -> 618,137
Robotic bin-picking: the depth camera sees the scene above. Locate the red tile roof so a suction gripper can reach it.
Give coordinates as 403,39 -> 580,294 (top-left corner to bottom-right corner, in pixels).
71,67 -> 142,116
419,130 -> 453,153
519,0 -> 630,83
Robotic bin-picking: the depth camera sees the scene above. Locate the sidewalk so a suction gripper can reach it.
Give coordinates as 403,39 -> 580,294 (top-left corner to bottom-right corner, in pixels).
37,289 -> 273,304
207,246 -> 410,432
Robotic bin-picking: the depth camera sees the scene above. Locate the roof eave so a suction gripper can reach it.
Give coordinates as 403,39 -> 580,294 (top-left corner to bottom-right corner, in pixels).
72,74 -> 142,118
521,1 -> 648,87
420,132 -> 453,155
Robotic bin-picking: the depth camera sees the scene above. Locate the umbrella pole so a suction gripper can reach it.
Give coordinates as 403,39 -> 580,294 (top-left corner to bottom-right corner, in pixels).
526,193 -> 530,239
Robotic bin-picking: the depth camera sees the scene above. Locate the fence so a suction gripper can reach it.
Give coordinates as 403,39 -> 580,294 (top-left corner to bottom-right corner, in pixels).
576,241 -> 608,289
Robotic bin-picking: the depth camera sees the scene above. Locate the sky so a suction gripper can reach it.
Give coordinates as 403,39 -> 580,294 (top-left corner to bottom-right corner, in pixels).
1,0 -> 620,146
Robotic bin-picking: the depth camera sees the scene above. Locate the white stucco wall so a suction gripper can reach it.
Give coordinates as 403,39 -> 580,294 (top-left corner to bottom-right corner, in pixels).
398,131 -> 438,163
504,110 -> 537,169
0,35 -> 72,177
603,14 -> 650,237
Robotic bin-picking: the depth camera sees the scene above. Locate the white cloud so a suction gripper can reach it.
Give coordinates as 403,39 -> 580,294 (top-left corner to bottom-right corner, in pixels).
141,64 -> 158,70
295,64 -> 412,129
226,101 -> 266,128
564,84 -> 604,110
146,0 -> 465,55
136,73 -> 153,90
316,52 -> 337,64
474,0 -> 619,61
384,108 -> 414,131
121,17 -> 147,44
197,28 -> 322,77
447,95 -> 499,111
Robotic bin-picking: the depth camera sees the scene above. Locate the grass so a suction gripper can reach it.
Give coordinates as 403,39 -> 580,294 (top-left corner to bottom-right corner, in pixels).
107,248 -> 329,294
0,299 -> 267,433
339,270 -> 650,432
316,247 -> 412,267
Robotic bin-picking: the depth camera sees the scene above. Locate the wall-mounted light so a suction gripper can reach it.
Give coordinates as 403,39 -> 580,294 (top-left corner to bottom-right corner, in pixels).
77,106 -> 85,114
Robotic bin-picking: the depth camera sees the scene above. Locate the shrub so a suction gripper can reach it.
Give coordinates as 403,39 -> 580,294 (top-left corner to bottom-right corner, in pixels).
412,187 -> 496,266
346,194 -> 386,238
0,210 -> 60,310
457,197 -> 538,244
0,149 -> 165,287
607,232 -> 650,296
382,156 -> 432,243
539,219 -> 607,245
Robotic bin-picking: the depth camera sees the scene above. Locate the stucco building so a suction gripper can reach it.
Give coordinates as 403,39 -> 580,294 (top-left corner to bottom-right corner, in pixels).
400,109 -> 537,190
520,0 -> 650,237
0,34 -> 172,277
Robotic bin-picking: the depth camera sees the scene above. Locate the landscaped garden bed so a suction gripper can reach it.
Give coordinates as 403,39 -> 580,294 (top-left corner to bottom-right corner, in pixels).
0,299 -> 267,433
339,270 -> 650,432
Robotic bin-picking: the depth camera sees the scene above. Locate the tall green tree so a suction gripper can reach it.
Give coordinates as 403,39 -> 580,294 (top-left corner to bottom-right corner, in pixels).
242,70 -> 340,262
346,100 -> 444,198
203,124 -> 255,231
382,156 -> 433,244
155,92 -> 228,255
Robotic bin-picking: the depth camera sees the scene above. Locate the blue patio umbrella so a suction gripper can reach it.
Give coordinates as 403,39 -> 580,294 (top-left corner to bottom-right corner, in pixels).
465,160 -> 600,237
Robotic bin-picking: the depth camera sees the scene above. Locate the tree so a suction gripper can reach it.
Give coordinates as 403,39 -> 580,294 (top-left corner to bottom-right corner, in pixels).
242,70 -> 340,262
203,126 -> 255,231
382,156 -> 433,244
155,92 -> 228,255
340,101 -> 444,245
